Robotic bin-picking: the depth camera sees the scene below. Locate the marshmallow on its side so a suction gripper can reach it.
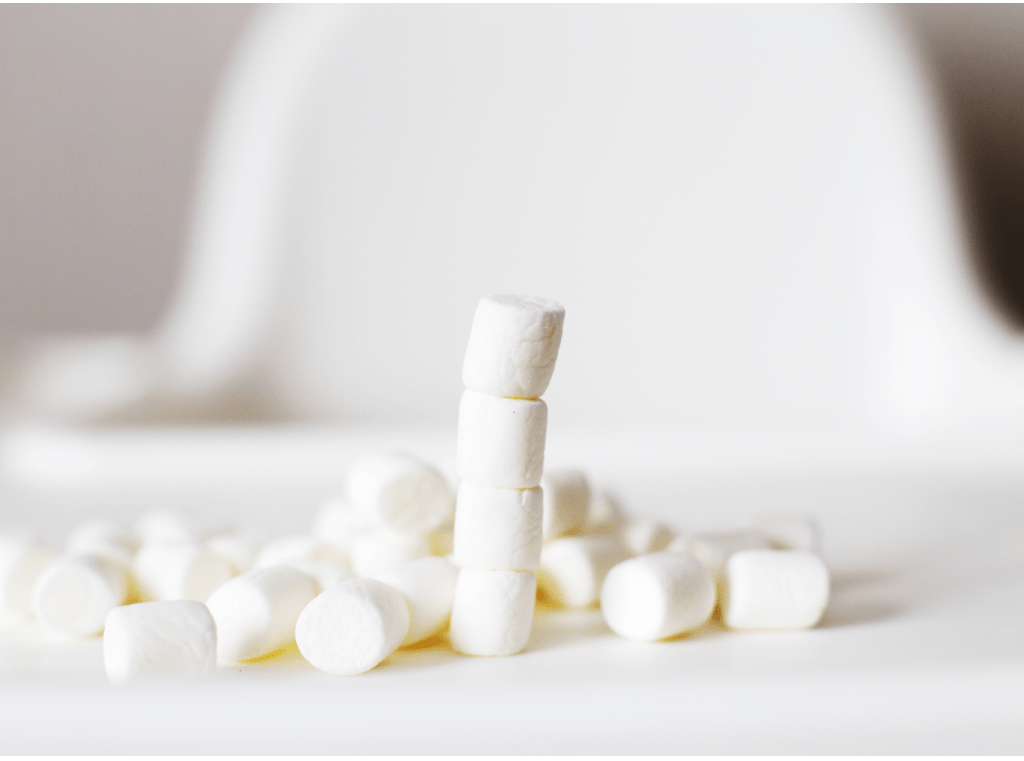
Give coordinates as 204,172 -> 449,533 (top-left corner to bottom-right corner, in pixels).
376,556 -> 459,646
671,529 -> 773,581
286,559 -> 355,594
347,454 -> 454,535
462,294 -> 565,400
295,578 -> 410,676
600,552 -> 716,641
457,390 -> 547,489
751,515 -> 822,554
104,600 -> 216,682
584,491 -> 627,535
66,520 -> 137,567
131,542 -> 235,602
620,518 -> 673,556
449,568 -> 536,656
312,498 -> 373,549
32,555 -> 128,637
537,536 -> 628,608
452,483 -> 543,571
540,470 -> 590,541
349,529 -> 433,577
724,549 -> 829,630
207,566 -> 317,661
0,534 -> 54,622
207,530 -> 267,574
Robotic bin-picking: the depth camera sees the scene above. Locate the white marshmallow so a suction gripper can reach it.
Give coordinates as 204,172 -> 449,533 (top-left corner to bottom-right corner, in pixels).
537,536 -> 628,608
600,552 -> 716,641
348,528 -> 432,577
620,518 -> 673,556
462,294 -> 565,399
312,497 -> 373,548
66,520 -> 137,567
724,549 -> 830,630
295,578 -> 410,675
32,554 -> 128,637
752,515 -> 822,554
375,556 -> 459,646
540,470 -> 590,540
584,490 -> 627,535
253,534 -> 348,569
347,454 -> 455,535
0,534 -> 54,622
457,390 -> 547,489
207,530 -> 268,574
671,529 -> 773,581
452,483 -> 543,571
285,559 -> 355,593
103,600 -> 216,682
207,565 -> 317,661
131,542 -> 235,602
449,568 -> 536,656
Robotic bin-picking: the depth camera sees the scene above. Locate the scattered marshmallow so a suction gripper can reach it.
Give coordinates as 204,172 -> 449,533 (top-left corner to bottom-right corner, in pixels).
207,530 -> 267,574
671,529 -> 773,581
452,483 -> 543,571
376,556 -> 459,646
540,470 -> 590,541
752,515 -> 822,554
457,390 -> 548,489
207,565 -> 317,661
285,559 -> 355,594
600,552 -> 716,641
449,568 -> 536,656
295,578 -> 411,675
103,600 -> 217,682
312,497 -> 374,549
348,528 -> 433,577
0,533 -> 54,622
724,549 -> 829,630
584,491 -> 626,535
462,294 -> 565,400
347,453 -> 455,535
537,536 -> 628,608
253,534 -> 347,570
66,520 -> 137,567
620,518 -> 673,556
131,542 -> 235,602
32,554 -> 128,637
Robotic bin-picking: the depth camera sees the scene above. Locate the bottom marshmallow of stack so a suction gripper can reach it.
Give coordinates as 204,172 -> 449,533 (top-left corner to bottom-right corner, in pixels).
103,600 -> 217,682
449,568 -> 536,656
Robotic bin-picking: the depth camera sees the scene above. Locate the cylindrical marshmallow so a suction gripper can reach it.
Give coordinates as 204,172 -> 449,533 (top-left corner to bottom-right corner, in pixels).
620,518 -> 673,556
347,454 -> 455,535
131,542 -> 235,602
671,529 -> 774,581
724,549 -> 829,630
462,294 -> 565,399
540,470 -> 590,540
449,568 -> 536,656
207,565 -> 317,661
584,490 -> 627,535
0,534 -> 54,622
457,390 -> 547,489
295,578 -> 411,675
66,520 -> 137,567
375,556 -> 459,646
252,534 -> 348,570
751,515 -> 822,554
207,530 -> 268,574
348,528 -> 432,577
32,555 -> 128,637
103,600 -> 216,682
537,536 -> 628,608
312,497 -> 374,549
600,552 -> 716,641
452,483 -> 543,571
286,559 -> 355,594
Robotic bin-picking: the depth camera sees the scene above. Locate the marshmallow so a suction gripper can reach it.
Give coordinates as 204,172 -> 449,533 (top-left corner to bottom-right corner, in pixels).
724,549 -> 829,630
312,497 -> 373,549
600,552 -> 716,641
584,491 -> 627,535
671,529 -> 773,581
752,515 -> 822,554
429,521 -> 455,557
131,542 -> 235,602
540,470 -> 590,541
347,454 -> 455,535
32,555 -> 128,637
253,534 -> 347,569
295,578 -> 411,675
449,568 -> 536,656
207,565 -> 317,661
66,520 -> 137,567
135,509 -> 196,545
537,536 -> 628,608
620,518 -> 673,556
285,559 -> 355,593
207,530 -> 267,574
452,483 -> 543,571
376,556 -> 459,646
462,294 -> 565,399
348,528 -> 432,577
103,600 -> 217,682
457,390 -> 547,489
0,534 -> 54,622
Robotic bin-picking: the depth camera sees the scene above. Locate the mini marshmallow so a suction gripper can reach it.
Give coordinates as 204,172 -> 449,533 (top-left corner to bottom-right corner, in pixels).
285,559 -> 355,593
207,530 -> 268,574
348,528 -> 432,577
295,578 -> 410,675
671,529 -> 773,581
457,390 -> 547,489
347,454 -> 455,535
376,556 -> 459,646
253,534 -> 347,570
540,470 -> 590,541
207,565 -> 317,661
620,518 -> 673,556
66,520 -> 137,567
600,552 -> 716,641
584,491 -> 627,535
131,542 -> 235,602
449,568 -> 536,656
752,515 -> 822,554
452,483 -> 543,571
0,534 -> 54,622
724,549 -> 829,630
103,600 -> 216,682
32,555 -> 128,637
537,536 -> 628,608
462,294 -> 565,400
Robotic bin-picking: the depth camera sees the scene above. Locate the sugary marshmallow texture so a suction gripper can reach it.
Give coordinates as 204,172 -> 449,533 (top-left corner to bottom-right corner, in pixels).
600,552 -> 716,641
457,390 -> 547,489
131,542 -> 235,602
347,453 -> 455,535
724,549 -> 829,630
295,578 -> 411,675
453,483 -> 543,571
104,600 -> 217,682
376,556 -> 459,646
0,534 -> 54,622
537,536 -> 627,608
540,470 -> 590,541
462,294 -> 565,400
449,568 -> 536,656
32,555 -> 128,637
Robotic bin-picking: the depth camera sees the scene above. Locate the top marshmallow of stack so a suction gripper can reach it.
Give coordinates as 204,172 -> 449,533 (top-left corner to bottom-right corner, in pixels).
462,295 -> 565,400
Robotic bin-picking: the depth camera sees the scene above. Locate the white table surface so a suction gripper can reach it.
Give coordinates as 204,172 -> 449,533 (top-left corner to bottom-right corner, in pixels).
1,425 -> 1023,753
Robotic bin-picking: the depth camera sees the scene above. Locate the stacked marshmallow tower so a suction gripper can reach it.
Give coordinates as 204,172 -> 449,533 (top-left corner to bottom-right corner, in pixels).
449,295 -> 565,656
